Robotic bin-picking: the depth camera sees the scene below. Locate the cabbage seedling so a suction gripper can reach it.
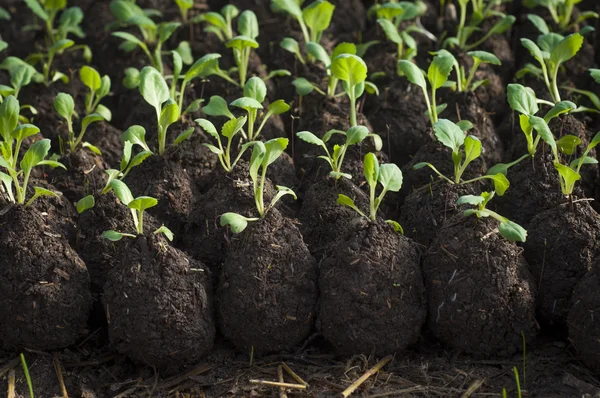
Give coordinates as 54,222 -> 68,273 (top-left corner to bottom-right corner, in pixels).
519,32 -> 583,103
525,0 -> 598,33
446,0 -> 515,51
414,119 -> 510,194
195,4 -> 240,42
331,54 -> 369,127
220,138 -> 297,233
230,77 -> 290,140
0,96 -> 65,205
226,10 -> 260,86
80,66 -> 112,121
174,0 -> 194,23
337,152 -> 404,232
0,57 -> 41,100
272,0 -> 335,47
296,125 -> 382,179
197,116 -> 255,172
398,52 -> 454,127
529,116 -> 600,197
53,93 -> 104,153
102,179 -> 173,241
458,191 -> 527,242
438,49 -> 501,92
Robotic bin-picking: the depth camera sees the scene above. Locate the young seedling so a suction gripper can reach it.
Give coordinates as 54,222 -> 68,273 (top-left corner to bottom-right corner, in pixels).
296,125 -> 382,179
271,0 -> 335,48
414,119 -> 510,194
226,10 -> 260,86
337,152 -> 404,233
304,42 -> 359,98
230,77 -> 290,141
101,179 -> 173,241
220,138 -> 297,233
24,0 -> 91,86
438,49 -> 501,92
0,96 -> 65,206
446,0 -> 515,51
561,68 -> 600,113
0,57 -> 41,100
195,4 -> 240,42
457,191 -> 527,242
53,93 -> 104,153
331,54 -> 369,127
197,116 -> 255,172
525,0 -> 598,33
398,52 -> 454,127
529,116 -> 600,198
80,66 -> 112,121
519,32 -> 583,103
174,0 -> 194,23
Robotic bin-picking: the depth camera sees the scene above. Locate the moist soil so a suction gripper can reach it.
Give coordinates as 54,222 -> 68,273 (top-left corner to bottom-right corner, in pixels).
0,205 -> 91,351
47,149 -> 107,203
422,215 -> 538,358
318,219 -> 426,357
103,233 -> 215,374
524,201 -> 600,331
217,208 -> 318,355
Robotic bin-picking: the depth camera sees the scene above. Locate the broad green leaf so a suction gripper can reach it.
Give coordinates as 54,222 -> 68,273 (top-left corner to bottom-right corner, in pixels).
110,179 -> 134,205
183,99 -> 204,115
196,118 -> 219,140
128,196 -> 158,212
112,32 -> 147,49
266,69 -> 292,80
154,225 -> 174,241
591,69 -> 600,84
0,95 -> 20,141
53,93 -> 75,120
527,14 -> 549,34
220,212 -> 253,233
456,120 -> 474,131
346,125 -> 369,145
82,142 -> 102,155
139,66 -> 170,115
271,0 -> 302,18
433,119 -> 464,152
82,113 -> 104,132
543,101 -> 576,122
0,7 -> 9,21
80,66 -> 101,91
127,150 -> 152,170
363,152 -> 379,188
296,131 -> 324,147
238,10 -> 259,39
463,135 -> 481,164
20,138 -> 50,173
428,53 -> 454,89
378,163 -> 403,192
488,15 -> 515,35
268,100 -> 290,115
24,0 -> 49,21
122,125 -> 150,152
456,195 -> 485,206
230,97 -> 263,111
521,38 -> 545,64
570,156 -> 598,169
263,137 -> 288,167
377,19 -> 401,44
175,41 -> 193,65
102,230 -> 128,241
507,84 -> 538,115
203,143 -> 223,154
498,220 -> 527,242
550,33 -> 583,66
336,194 -> 366,217
555,161 -> 581,195
331,54 -> 368,88
174,127 -> 195,145
529,116 -> 557,157
123,67 -> 141,89
537,32 -> 563,53
202,95 -> 234,118
185,53 -> 222,80
222,116 -> 247,138
281,37 -> 304,59
226,35 -> 259,51
306,41 -> 330,66
292,77 -> 314,96
243,77 -> 267,103
249,141 -> 266,183
157,21 -> 181,43
159,99 -> 180,129
467,50 -> 501,65
303,0 -> 335,35
331,42 -> 357,59
557,135 -> 581,155
200,12 -> 227,29
488,173 -> 510,196
26,186 -> 59,207
12,124 -> 40,141
98,75 -> 111,98
76,195 -> 95,213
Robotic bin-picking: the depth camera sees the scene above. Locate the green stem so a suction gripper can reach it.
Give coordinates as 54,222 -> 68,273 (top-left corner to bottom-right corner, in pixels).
422,87 -> 434,127
224,136 -> 232,171
550,66 -> 561,103
350,93 -> 357,127
178,79 -> 188,114
248,110 -> 256,140
297,19 -> 310,44
257,166 -> 267,216
464,59 -> 481,92
457,1 -> 467,48
158,125 -> 166,156
137,210 -> 144,234
561,0 -> 574,30
369,179 -> 376,221
431,87 -> 438,123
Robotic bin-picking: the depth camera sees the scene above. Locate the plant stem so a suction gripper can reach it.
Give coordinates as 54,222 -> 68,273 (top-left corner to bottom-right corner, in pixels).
463,59 -> 481,92
158,125 -> 166,156
248,109 -> 256,140
431,87 -> 438,124
457,1 -> 467,48
178,79 -> 188,114
350,94 -> 358,127
369,179 -> 376,221
550,66 -> 561,103
137,210 -> 144,234
257,166 -> 267,216
422,87 -> 434,127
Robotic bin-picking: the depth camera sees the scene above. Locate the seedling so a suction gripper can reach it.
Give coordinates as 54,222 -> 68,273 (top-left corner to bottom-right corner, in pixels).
562,69 -> 600,113
226,10 -> 260,86
53,93 -> 104,154
197,116 -> 255,172
101,179 -> 173,241
337,152 -> 404,233
446,0 -> 515,51
220,138 -> 297,233
23,0 -> 90,86
458,191 -> 527,242
272,0 -> 335,47
174,0 -> 194,23
398,52 -> 454,127
438,49 -> 501,92
414,119 -> 510,194
529,116 -> 600,197
79,66 -> 112,121
525,0 -> 598,33
296,125 -> 382,179
305,42 -> 361,98
331,54 -> 369,127
0,57 -> 41,100
110,0 -> 187,75
195,5 -> 240,42
230,77 -> 290,141
518,32 -> 583,103
0,96 -> 65,206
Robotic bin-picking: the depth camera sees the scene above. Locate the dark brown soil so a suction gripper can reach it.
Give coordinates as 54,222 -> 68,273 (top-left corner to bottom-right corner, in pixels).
47,149 -> 107,203
423,215 -> 538,357
318,219 -> 426,356
400,181 -> 477,247
524,201 -> 600,330
0,206 -> 91,351
569,265 -> 600,376
217,208 -> 318,354
103,234 -> 215,374
297,177 -> 370,260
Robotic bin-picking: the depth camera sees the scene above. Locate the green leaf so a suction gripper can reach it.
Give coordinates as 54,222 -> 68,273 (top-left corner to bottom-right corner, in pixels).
183,99 -> 204,115
159,99 -> 180,129
521,38 -> 545,64
271,0 -> 302,19
139,66 -> 170,116
433,119 -> 465,152
37,160 -> 66,169
175,41 -> 193,65
202,95 -> 234,118
378,163 -> 403,192
200,12 -> 227,30
488,15 -> 515,35
589,131 -> 600,149
570,156 -> 598,169
463,135 -> 481,164
0,7 -> 10,20
24,0 -> 49,21
346,125 -> 369,145
550,33 -> 583,67
467,50 -> 501,65
296,131 -> 324,147
101,230 -> 128,241
331,54 -> 368,88
263,137 -> 288,167
591,69 -> 600,84
243,77 -> 267,103
20,139 -> 50,173
196,118 -> 218,140
249,141 -> 266,184
76,195 -> 95,214
238,10 -> 259,39
82,142 -> 102,155
80,66 -> 101,91
98,76 -> 111,98
487,173 -> 510,196
281,37 -> 303,56
157,21 -> 181,43
82,113 -> 104,132
220,212 -> 252,233
123,67 -> 141,89
363,152 -> 379,188
127,150 -> 152,170
292,77 -> 314,96
456,194 -> 485,206
365,81 -> 379,96
265,69 -> 290,80
268,100 -> 290,115
527,14 -> 549,34
230,97 -> 263,111
498,220 -> 527,242
557,135 -> 581,155
12,124 -> 40,141
113,31 -> 147,49
555,161 -> 581,195
174,127 -> 195,145
53,93 -> 75,121
331,42 -> 357,59
122,125 -> 150,152
456,120 -> 474,131
222,116 -> 247,138
543,101 -> 576,122
185,53 -> 222,80
154,225 -> 174,241
303,0 -> 335,35
377,18 -> 401,44
529,116 -> 557,157
26,186 -> 59,207
0,95 -> 20,141
306,41 -> 331,66
537,32 -> 563,53
428,53 -> 454,90
110,179 -> 134,205
128,196 -> 158,212
386,220 -> 404,234
336,194 -> 366,218
226,35 -> 259,51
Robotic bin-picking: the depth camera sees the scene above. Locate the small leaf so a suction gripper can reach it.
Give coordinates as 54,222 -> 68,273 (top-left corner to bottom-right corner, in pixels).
346,125 -> 369,145
123,67 -> 141,89
487,173 -> 510,196
12,124 -> 40,141
557,135 -> 581,155
456,120 -> 474,131
230,97 -> 263,111
331,54 -> 368,88
139,66 -> 170,116
76,195 -> 95,214
463,135 -> 481,164
82,142 -> 102,155
268,100 -> 290,115
96,104 -> 112,121
529,116 -> 557,157
385,220 -> 404,234
159,99 -> 180,129
428,53 -> 454,90
202,95 -> 234,118
110,179 -> 134,205
196,118 -> 219,140
303,0 -> 335,36
292,77 -> 314,96
122,125 -> 150,152
238,10 -> 259,39
20,139 -> 50,173
363,152 -> 379,188
507,83 -> 539,115
243,77 -> 267,103
82,113 -> 104,132
550,33 -> 583,67
222,116 -> 247,138
433,119 -> 465,152
174,127 -> 195,145
296,131 -> 324,147
377,18 -> 402,44
262,137 -> 288,167
467,50 -> 501,65
498,220 -> 527,242
527,14 -> 549,35
53,93 -> 75,121
456,195 -> 485,206
154,225 -> 174,241
102,230 -> 126,241
183,98 -> 204,115
128,196 -> 158,212
336,194 -> 366,217
306,42 -> 330,66
378,163 -> 403,192
220,212 -> 252,233
544,101 -> 576,122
